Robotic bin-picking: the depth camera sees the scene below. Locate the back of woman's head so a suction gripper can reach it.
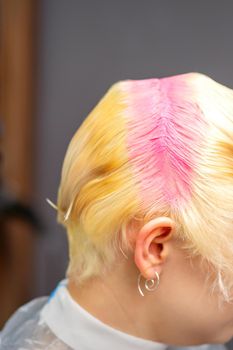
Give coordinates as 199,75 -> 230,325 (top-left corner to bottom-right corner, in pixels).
54,72 -> 233,302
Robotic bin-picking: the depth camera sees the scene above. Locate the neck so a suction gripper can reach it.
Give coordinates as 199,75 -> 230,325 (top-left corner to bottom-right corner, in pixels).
67,257 -> 163,343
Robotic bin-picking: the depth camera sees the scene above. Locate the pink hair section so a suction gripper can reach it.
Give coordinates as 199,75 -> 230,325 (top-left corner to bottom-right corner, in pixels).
123,75 -> 209,210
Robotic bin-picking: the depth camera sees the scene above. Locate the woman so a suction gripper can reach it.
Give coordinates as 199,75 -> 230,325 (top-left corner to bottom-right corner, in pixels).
1,72 -> 233,350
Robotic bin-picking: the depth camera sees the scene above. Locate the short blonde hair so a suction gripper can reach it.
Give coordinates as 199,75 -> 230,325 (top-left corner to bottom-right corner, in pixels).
54,72 -> 233,301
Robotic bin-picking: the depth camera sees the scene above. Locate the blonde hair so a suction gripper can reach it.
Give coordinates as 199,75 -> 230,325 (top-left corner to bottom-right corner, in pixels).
52,72 -> 233,302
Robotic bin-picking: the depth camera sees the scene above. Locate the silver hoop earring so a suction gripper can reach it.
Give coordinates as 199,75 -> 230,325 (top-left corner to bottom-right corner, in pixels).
137,270 -> 160,297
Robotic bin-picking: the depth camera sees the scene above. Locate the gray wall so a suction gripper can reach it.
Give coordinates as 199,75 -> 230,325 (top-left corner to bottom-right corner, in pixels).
34,0 -> 233,297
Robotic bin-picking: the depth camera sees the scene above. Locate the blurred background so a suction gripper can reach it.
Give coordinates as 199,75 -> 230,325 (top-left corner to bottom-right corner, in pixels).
0,1 -> 233,345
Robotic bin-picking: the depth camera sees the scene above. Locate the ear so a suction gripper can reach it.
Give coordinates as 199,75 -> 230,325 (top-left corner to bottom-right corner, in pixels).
134,216 -> 175,280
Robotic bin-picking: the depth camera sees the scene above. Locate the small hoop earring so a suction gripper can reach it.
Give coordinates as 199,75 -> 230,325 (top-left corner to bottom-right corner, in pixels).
137,270 -> 160,297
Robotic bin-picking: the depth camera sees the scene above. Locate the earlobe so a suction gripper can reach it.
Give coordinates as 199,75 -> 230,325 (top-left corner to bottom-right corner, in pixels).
134,216 -> 175,280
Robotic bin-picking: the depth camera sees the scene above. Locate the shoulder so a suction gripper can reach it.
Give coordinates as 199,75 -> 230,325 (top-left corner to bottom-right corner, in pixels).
0,296 -> 48,348
0,281 -> 71,350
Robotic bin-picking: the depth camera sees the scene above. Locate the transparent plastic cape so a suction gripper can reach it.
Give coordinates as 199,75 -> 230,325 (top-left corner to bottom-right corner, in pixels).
0,296 -> 71,349
0,295 -> 229,350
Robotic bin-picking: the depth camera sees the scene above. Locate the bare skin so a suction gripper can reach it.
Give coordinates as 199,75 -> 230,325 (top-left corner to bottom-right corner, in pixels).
68,217 -> 233,346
